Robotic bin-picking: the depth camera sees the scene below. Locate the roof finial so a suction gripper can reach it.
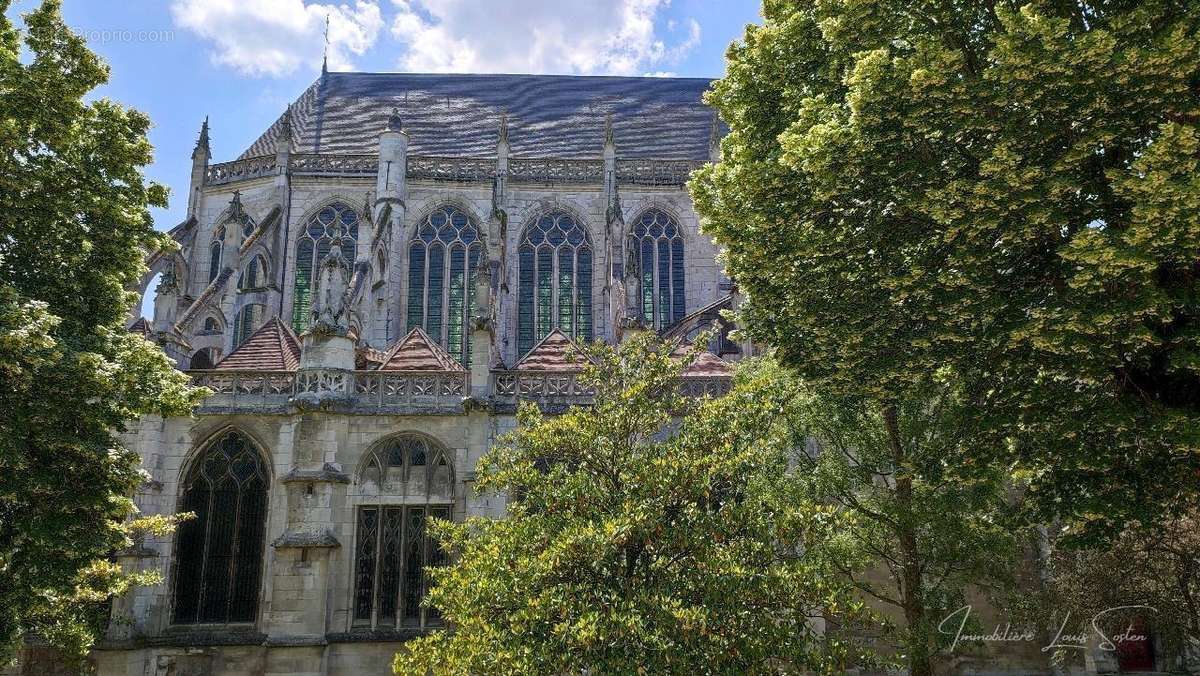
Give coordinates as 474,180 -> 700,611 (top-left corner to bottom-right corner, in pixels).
604,111 -> 614,147
280,104 -> 293,140
386,107 -> 404,133
498,109 -> 509,145
193,116 -> 210,159
322,12 -> 330,75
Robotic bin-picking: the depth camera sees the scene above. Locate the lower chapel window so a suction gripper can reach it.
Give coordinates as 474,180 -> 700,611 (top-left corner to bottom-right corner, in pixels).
172,430 -> 268,625
353,505 -> 450,628
354,434 -> 454,629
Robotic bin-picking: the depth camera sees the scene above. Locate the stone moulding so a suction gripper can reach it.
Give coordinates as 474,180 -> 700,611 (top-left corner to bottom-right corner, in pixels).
205,154 -> 707,187
281,464 -> 351,484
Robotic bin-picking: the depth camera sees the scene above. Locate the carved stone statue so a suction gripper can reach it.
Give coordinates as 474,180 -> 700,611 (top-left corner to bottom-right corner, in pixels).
310,227 -> 352,336
621,232 -> 642,328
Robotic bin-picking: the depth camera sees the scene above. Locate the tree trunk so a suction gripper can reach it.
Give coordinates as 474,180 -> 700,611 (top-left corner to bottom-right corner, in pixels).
883,403 -> 934,676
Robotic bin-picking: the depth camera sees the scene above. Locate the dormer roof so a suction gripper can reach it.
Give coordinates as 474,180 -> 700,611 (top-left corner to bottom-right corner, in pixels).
213,317 -> 302,371
377,327 -> 466,372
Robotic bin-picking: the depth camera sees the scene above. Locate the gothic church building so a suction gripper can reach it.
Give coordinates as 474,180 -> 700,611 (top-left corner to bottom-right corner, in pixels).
99,71 -> 738,676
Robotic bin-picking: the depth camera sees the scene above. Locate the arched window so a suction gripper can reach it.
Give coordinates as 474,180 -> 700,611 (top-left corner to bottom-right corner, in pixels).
172,430 -> 268,625
354,434 -> 453,629
239,255 -> 268,290
517,212 -> 592,357
189,348 -> 219,370
201,316 -> 221,334
208,227 -> 225,284
406,207 -> 482,365
632,209 -> 686,329
233,304 -> 265,347
375,250 -> 388,283
233,209 -> 256,239
292,203 -> 360,332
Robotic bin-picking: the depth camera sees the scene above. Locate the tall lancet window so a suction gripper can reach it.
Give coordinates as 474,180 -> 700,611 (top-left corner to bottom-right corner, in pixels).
517,212 -> 592,357
291,203 -> 360,332
405,207 -> 482,365
172,430 -> 268,625
208,227 -> 225,283
632,209 -> 686,329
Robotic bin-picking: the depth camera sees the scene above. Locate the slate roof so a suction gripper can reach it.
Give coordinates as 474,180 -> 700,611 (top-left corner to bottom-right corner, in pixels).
241,72 -> 718,160
214,318 -> 302,371
377,328 -> 466,372
515,329 -> 590,371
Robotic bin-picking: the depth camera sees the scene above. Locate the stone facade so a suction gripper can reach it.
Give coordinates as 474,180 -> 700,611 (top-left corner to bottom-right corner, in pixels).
96,73 -> 737,676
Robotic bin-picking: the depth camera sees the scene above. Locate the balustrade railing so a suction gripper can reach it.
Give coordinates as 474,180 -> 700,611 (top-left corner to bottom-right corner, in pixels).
492,371 -> 595,401
189,369 -> 468,409
407,156 -> 495,182
205,154 -> 705,187
354,370 -> 466,404
508,158 -> 604,184
290,153 -> 377,176
191,369 -> 727,408
205,155 -> 277,185
191,370 -> 296,396
615,159 -> 705,186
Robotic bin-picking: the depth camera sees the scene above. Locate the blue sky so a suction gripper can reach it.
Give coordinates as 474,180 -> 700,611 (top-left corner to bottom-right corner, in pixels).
6,0 -> 762,232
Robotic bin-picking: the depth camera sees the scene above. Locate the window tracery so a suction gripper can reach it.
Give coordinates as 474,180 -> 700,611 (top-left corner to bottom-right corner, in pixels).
172,430 -> 268,625
517,212 -> 592,356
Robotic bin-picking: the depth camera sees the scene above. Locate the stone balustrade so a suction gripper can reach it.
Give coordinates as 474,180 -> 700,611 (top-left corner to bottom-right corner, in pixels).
190,369 -> 728,411
205,154 -> 705,187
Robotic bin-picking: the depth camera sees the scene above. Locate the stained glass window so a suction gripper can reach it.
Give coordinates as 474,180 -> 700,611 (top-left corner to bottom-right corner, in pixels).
406,207 -> 482,366
208,230 -> 223,284
172,430 -> 268,625
239,255 -> 268,290
353,435 -> 453,629
632,209 -> 686,329
517,213 -> 592,356
233,304 -> 265,348
291,203 -> 360,332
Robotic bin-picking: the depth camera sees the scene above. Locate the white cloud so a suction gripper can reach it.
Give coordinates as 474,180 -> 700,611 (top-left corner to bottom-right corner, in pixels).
388,0 -> 701,75
171,0 -> 384,77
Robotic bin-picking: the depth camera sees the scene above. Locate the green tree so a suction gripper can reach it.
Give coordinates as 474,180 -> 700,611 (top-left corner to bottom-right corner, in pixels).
394,334 -> 873,675
0,0 -> 199,664
783,364 -> 1017,676
691,0 -> 1200,540
1013,510 -> 1200,670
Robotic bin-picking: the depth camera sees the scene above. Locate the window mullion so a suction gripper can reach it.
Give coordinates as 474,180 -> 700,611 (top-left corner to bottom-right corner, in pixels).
372,504 -> 383,630
224,488 -> 244,623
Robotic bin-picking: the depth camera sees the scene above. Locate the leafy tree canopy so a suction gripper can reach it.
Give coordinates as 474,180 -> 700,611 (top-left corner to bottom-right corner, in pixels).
0,0 -> 199,663
394,334 -> 874,675
692,0 -> 1200,539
